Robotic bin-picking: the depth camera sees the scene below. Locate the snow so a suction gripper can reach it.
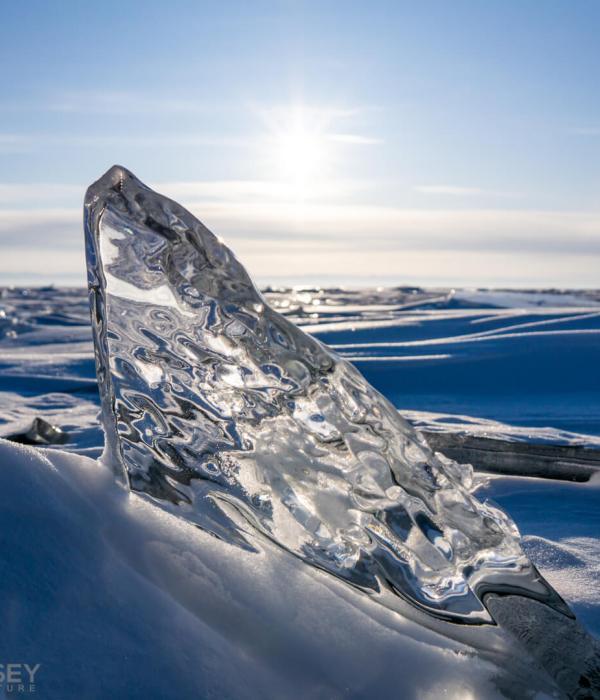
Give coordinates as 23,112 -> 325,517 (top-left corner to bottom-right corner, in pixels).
0,438 -> 562,699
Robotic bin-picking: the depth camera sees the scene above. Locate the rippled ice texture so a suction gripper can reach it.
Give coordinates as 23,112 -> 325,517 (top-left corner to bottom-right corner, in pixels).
84,165 -> 561,624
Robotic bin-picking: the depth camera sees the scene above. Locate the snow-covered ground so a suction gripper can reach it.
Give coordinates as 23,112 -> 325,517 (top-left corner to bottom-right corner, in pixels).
0,285 -> 598,698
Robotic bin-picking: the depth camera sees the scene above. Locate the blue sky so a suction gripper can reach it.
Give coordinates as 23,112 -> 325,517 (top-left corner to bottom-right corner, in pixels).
1,1 -> 599,287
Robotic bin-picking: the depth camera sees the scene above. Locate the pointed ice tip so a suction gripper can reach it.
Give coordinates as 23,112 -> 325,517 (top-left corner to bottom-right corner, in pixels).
84,164 -> 138,205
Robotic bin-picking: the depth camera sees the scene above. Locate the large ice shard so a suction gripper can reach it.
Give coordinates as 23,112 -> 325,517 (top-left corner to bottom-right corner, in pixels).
84,165 -> 565,624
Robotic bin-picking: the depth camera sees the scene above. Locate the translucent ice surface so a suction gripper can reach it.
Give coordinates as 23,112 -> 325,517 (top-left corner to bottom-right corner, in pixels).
84,166 -> 565,624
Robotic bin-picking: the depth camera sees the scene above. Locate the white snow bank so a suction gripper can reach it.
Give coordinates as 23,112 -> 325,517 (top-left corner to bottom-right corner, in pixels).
0,439 -> 562,699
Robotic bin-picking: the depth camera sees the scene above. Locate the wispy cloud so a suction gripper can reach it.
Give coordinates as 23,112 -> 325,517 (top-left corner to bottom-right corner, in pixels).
0,134 -> 24,144
0,179 -> 371,210
0,130 -> 383,153
254,104 -> 367,127
1,195 -> 598,252
0,208 -> 81,248
0,132 -> 250,150
0,247 -> 85,283
568,126 -> 600,136
156,179 -> 370,202
46,90 -> 210,115
254,103 -> 381,147
328,133 -> 383,145
414,185 -> 517,197
0,133 -> 32,153
1,196 -> 599,286
0,184 -> 82,205
1,97 -> 383,159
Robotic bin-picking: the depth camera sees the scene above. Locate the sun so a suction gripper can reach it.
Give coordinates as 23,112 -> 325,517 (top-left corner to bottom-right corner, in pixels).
275,118 -> 324,185
265,106 -> 330,198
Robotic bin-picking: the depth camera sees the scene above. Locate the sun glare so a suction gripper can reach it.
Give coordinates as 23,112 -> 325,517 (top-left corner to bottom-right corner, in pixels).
265,106 -> 330,201
275,121 -> 324,185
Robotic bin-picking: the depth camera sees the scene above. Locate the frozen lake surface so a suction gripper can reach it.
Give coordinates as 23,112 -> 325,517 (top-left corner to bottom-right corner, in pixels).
0,283 -> 598,698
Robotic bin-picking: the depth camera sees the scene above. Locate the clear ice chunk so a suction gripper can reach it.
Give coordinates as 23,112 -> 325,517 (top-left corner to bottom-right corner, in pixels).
84,165 -> 567,623
6,417 -> 69,446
